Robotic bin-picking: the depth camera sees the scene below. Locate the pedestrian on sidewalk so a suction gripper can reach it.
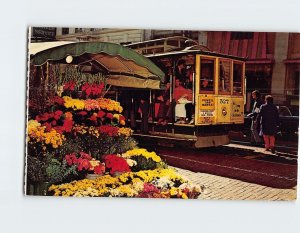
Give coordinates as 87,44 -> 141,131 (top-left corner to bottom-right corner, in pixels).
257,95 -> 280,154
247,90 -> 263,146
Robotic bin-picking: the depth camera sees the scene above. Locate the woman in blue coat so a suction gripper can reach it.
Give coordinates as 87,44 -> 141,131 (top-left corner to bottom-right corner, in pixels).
257,95 -> 279,154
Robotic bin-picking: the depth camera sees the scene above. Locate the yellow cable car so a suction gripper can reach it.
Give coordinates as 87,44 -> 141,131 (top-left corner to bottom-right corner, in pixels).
124,37 -> 246,148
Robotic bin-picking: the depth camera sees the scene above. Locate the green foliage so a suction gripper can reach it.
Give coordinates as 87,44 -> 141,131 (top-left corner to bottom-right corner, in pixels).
27,156 -> 46,183
45,158 -> 79,184
130,156 -> 158,172
74,134 -> 137,160
51,64 -> 106,87
53,138 -> 83,160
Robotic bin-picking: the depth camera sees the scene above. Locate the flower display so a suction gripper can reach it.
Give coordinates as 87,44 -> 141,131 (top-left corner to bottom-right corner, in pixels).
98,125 -> 119,137
84,99 -> 100,111
27,122 -> 65,149
27,78 -> 203,199
97,98 -> 123,113
48,168 -> 201,198
61,96 -> 123,113
64,152 -> 105,175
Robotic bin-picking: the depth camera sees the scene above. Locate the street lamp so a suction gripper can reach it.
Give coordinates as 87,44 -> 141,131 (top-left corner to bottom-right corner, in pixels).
66,55 -> 73,63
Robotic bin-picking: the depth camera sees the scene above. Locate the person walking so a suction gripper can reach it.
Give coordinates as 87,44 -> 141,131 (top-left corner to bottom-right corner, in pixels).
257,95 -> 280,154
247,90 -> 263,146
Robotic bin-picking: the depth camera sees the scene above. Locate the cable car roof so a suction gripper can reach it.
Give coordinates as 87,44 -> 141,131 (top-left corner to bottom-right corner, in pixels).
145,48 -> 247,61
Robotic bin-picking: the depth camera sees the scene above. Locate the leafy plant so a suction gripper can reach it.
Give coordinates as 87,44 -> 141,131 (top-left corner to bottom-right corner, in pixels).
130,156 -> 157,172
46,158 -> 79,184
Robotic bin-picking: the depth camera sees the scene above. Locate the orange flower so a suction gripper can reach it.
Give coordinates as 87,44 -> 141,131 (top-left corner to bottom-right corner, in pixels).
65,112 -> 73,120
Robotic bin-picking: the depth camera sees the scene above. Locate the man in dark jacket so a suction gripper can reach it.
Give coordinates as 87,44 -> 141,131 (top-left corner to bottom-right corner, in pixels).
247,90 -> 263,145
257,95 -> 279,154
133,90 -> 150,134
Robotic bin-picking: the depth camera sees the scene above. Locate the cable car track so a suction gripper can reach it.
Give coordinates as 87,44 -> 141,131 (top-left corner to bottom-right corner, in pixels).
154,146 -> 298,189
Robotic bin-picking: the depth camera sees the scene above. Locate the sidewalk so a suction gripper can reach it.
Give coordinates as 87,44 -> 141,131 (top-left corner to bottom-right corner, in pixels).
174,167 -> 297,201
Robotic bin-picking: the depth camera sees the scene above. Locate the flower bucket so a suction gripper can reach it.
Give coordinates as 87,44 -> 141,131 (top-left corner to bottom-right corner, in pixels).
86,174 -> 102,180
27,182 -> 51,196
112,171 -> 124,177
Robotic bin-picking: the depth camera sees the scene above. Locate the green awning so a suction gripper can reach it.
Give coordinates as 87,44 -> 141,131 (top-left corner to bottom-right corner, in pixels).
30,42 -> 165,89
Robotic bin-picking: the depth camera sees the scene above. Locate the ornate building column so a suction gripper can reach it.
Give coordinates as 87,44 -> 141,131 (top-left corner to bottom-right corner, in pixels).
271,33 -> 289,104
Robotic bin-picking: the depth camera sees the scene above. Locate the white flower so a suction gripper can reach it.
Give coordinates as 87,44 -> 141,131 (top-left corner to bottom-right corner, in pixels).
126,158 -> 137,167
152,177 -> 174,189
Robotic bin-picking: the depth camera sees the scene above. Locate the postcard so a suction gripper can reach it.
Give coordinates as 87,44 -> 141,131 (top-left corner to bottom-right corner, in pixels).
25,27 -> 299,200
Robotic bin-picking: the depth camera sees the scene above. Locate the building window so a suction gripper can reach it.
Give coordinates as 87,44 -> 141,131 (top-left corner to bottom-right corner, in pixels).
75,28 -> 83,33
62,28 -> 69,35
231,32 -> 254,40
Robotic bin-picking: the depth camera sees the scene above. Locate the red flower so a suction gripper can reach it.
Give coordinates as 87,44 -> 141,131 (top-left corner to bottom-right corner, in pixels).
53,96 -> 65,105
89,113 -> 97,122
78,111 -> 87,116
119,115 -> 125,122
40,113 -> 50,122
54,110 -> 63,120
35,115 -> 41,122
104,154 -> 130,175
97,111 -> 105,118
51,120 -> 57,126
43,122 -> 52,131
94,164 -> 105,175
65,153 -> 78,166
63,81 -> 76,91
106,113 -> 113,119
79,152 -> 92,160
62,119 -> 73,132
46,96 -> 65,107
99,125 -> 119,137
77,158 -> 91,171
53,126 -> 63,134
48,112 -> 54,119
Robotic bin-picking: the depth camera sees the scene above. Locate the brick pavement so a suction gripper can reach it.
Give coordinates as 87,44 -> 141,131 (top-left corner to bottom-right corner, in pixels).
174,167 -> 297,201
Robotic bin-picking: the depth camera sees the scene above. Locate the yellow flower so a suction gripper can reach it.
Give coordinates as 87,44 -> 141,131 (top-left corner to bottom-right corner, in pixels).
182,193 -> 188,199
113,114 -> 120,120
123,148 -> 162,163
63,96 -> 85,110
118,127 -> 133,137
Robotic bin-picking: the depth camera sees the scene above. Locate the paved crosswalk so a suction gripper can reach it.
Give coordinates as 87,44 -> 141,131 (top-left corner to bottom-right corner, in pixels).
174,167 -> 297,201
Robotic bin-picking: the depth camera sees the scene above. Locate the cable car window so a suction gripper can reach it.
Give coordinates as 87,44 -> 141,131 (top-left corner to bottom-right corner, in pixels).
219,59 -> 231,94
233,62 -> 243,95
200,58 -> 215,93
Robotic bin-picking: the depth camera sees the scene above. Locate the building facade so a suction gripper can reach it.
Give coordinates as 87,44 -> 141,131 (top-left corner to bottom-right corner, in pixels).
31,27 -> 300,114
